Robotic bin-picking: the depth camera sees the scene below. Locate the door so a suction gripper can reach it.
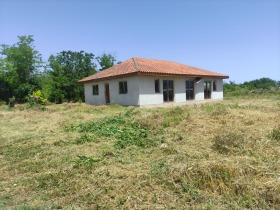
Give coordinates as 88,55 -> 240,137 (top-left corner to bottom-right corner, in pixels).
204,81 -> 211,99
105,83 -> 110,104
163,80 -> 174,102
186,80 -> 194,100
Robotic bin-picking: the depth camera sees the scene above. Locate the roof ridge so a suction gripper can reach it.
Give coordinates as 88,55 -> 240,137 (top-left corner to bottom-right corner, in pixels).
132,57 -> 141,72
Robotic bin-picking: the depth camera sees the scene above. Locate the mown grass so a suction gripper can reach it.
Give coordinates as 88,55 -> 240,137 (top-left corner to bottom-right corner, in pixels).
0,98 -> 279,209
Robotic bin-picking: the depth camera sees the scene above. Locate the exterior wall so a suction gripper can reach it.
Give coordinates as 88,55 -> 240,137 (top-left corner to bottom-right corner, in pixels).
84,76 -> 224,106
84,76 -> 140,106
210,79 -> 223,99
138,76 -> 210,106
138,77 -> 164,106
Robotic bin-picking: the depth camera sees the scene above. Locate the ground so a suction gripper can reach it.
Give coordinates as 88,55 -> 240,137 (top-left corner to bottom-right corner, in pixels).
0,96 -> 279,210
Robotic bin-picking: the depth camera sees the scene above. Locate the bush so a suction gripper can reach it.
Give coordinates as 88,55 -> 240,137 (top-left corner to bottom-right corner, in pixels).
26,90 -> 47,110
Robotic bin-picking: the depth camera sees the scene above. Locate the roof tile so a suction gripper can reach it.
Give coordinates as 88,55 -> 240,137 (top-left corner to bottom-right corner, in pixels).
78,57 -> 229,83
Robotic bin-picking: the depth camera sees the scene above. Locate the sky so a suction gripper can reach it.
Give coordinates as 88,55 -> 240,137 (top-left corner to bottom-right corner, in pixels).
0,0 -> 279,83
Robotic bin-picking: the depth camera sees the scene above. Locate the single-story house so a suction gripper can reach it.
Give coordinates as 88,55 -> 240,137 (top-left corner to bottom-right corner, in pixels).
78,57 -> 229,106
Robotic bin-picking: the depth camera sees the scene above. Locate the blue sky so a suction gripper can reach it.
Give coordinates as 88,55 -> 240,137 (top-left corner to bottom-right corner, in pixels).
0,0 -> 279,83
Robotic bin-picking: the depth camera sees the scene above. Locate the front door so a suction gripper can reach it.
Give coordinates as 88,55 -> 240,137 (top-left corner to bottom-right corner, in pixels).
204,81 -> 211,99
163,80 -> 174,102
105,84 -> 110,104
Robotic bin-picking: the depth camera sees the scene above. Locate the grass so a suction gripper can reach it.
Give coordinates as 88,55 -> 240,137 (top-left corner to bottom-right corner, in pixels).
0,98 -> 279,209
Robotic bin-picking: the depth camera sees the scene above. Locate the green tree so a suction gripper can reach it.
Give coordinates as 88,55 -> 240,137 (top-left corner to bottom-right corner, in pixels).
48,51 -> 96,103
96,53 -> 116,71
0,35 -> 42,102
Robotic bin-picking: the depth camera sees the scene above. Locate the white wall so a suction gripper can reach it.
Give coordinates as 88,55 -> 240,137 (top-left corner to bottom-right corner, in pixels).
211,79 -> 223,99
84,76 -> 224,106
138,76 -> 164,106
84,76 -> 140,106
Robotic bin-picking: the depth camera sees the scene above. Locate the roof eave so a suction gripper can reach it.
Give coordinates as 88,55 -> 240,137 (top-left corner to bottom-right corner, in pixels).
78,72 -> 229,84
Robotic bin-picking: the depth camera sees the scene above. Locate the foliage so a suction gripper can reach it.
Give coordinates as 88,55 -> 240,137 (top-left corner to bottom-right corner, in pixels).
224,78 -> 280,97
0,35 -> 42,102
26,90 -> 47,108
48,50 -> 97,103
96,53 -> 117,71
67,109 -> 155,149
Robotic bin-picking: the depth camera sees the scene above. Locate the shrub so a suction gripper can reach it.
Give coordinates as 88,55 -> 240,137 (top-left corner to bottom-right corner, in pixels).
26,90 -> 47,107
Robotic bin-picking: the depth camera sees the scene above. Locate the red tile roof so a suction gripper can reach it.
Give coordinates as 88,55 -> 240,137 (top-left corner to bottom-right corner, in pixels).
78,57 -> 229,83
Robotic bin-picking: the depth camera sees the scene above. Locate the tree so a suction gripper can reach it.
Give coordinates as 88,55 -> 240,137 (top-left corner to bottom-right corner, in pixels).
96,53 -> 116,71
48,51 -> 96,103
0,35 -> 42,102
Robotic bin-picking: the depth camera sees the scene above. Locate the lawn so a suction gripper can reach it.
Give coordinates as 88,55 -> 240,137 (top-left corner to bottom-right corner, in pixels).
0,96 -> 279,209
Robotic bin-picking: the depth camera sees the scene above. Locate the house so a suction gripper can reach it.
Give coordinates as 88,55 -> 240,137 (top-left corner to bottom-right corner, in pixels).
78,58 -> 229,106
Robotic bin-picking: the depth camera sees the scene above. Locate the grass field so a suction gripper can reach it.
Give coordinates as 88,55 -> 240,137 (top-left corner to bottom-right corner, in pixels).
0,96 -> 279,209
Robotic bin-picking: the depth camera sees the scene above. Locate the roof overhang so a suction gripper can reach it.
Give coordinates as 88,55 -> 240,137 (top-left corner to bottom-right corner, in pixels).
78,72 -> 229,84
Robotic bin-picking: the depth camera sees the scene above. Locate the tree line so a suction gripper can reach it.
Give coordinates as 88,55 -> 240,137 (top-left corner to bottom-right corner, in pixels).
224,78 -> 280,96
0,35 -> 118,103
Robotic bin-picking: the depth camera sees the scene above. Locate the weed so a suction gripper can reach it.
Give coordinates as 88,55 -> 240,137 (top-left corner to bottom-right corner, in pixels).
201,103 -> 228,116
270,128 -> 280,141
150,160 -> 169,178
74,133 -> 97,144
161,107 -> 186,127
212,132 -> 246,154
177,181 -> 200,200
67,109 -> 155,149
72,155 -> 102,168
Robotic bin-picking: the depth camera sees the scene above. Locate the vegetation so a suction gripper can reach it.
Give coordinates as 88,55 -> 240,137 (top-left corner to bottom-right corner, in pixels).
224,77 -> 280,97
0,97 -> 279,209
0,35 -> 119,104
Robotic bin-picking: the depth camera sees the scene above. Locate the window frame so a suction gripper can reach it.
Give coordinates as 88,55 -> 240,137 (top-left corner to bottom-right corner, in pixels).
119,81 -> 128,94
155,79 -> 160,93
92,84 -> 99,95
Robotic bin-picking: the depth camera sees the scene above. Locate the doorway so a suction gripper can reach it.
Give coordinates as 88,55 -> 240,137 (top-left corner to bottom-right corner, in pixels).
163,80 -> 174,102
186,80 -> 194,100
105,83 -> 110,104
204,81 -> 211,99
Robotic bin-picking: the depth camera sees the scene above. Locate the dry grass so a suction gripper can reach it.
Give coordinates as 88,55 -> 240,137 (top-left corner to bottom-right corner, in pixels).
0,97 -> 279,209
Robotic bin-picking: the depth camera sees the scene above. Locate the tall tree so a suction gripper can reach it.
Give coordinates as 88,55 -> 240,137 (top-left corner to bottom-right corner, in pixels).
0,35 -> 42,102
48,51 -> 96,103
96,53 -> 116,71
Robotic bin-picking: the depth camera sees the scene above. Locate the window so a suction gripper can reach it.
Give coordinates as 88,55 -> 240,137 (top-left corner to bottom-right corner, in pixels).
155,79 -> 160,93
204,81 -> 211,99
163,80 -> 174,102
119,81 -> 127,94
213,80 -> 217,91
92,85 -> 99,95
186,80 -> 194,100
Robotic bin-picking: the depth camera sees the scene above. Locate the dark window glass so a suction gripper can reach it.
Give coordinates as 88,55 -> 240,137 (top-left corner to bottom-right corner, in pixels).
155,79 -> 160,93
163,80 -> 174,102
92,85 -> 99,95
186,80 -> 194,100
119,81 -> 128,94
204,81 -> 211,99
213,81 -> 217,91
